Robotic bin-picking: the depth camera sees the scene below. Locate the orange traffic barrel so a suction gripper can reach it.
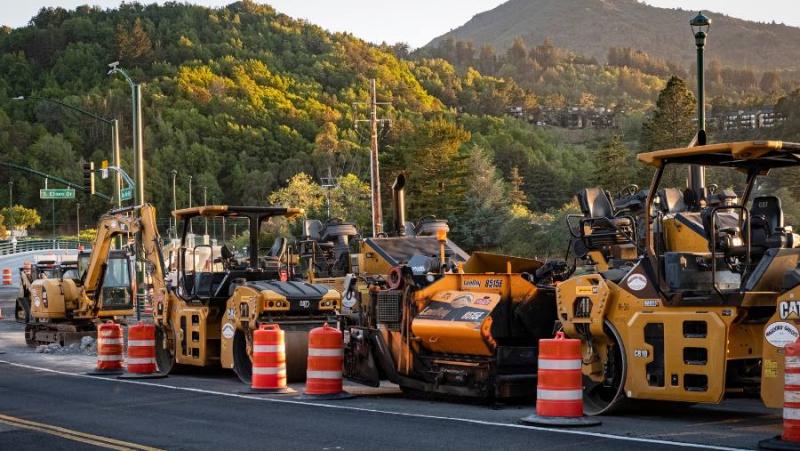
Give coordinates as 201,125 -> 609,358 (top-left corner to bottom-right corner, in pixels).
245,324 -> 291,393
519,332 -> 600,427
761,339 -> 800,449
87,321 -> 124,375
2,268 -> 12,285
300,323 -> 352,400
119,322 -> 167,380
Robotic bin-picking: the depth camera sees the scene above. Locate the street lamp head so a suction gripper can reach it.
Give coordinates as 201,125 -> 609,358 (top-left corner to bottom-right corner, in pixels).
11,96 -> 24,101
690,11 -> 711,39
171,169 -> 178,176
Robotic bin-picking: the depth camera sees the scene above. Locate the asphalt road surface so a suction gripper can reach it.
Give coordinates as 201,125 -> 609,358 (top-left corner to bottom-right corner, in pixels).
0,293 -> 784,450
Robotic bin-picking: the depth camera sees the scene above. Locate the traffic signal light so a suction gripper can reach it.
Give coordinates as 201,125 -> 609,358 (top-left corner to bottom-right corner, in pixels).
82,162 -> 95,195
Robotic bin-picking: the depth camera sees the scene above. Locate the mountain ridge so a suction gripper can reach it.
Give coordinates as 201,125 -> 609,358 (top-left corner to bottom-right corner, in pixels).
425,0 -> 800,72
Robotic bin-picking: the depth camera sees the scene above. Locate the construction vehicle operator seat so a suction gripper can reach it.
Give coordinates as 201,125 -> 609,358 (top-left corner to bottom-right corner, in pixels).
656,188 -> 687,214
575,187 -> 635,249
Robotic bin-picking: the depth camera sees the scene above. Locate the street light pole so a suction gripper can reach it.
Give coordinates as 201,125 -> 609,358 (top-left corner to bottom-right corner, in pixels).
689,11 -> 711,204
76,202 -> 80,238
171,169 -> 178,236
108,62 -> 144,205
188,175 -> 193,234
8,181 -> 12,208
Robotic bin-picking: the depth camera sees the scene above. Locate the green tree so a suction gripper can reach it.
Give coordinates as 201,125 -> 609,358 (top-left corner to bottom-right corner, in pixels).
1,205 -> 41,231
267,173 -> 325,219
508,166 -> 528,207
593,135 -> 636,194
641,76 -> 696,152
330,174 -> 371,232
453,146 -> 509,250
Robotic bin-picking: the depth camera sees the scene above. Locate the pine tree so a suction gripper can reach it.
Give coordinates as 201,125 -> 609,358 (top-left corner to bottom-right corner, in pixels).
508,166 -> 528,206
117,18 -> 153,65
453,146 -> 509,250
641,76 -> 696,152
592,135 -> 635,195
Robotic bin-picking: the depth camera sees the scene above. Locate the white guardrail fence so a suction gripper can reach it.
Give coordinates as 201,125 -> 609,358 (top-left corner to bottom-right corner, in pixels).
0,239 -> 86,256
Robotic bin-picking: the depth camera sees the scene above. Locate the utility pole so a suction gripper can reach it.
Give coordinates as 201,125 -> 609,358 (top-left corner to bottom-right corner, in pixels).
354,79 -> 391,237
76,202 -> 80,238
321,168 -> 337,221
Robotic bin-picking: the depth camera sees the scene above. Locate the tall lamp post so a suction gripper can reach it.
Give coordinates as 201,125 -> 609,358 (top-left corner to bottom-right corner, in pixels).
171,169 -> 178,238
12,96 -> 123,208
188,175 -> 193,234
203,185 -> 208,236
108,61 -> 145,205
689,11 -> 711,202
8,181 -> 12,207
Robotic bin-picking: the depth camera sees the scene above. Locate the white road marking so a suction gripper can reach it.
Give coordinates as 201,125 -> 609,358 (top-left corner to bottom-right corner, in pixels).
0,359 -> 749,451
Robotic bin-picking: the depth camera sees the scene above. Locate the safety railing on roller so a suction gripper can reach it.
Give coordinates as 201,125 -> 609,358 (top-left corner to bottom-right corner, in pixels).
0,239 -> 87,256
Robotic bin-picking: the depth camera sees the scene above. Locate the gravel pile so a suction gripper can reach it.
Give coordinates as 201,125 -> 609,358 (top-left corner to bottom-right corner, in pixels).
35,336 -> 97,356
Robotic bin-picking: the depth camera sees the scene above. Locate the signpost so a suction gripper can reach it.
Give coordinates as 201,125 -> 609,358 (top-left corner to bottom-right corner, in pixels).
40,188 -> 76,200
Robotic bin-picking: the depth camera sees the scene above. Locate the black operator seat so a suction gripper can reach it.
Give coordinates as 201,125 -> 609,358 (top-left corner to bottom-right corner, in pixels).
752,196 -> 784,232
577,188 -> 631,227
656,188 -> 687,214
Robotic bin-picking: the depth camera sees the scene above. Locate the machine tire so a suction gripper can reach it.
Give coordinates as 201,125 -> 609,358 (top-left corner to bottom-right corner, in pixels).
233,329 -> 252,385
582,320 -> 628,416
15,298 -> 28,323
233,330 -> 253,385
154,326 -> 176,375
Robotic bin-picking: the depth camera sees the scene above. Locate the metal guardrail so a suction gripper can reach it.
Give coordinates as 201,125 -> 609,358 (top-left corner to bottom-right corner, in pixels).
0,239 -> 86,256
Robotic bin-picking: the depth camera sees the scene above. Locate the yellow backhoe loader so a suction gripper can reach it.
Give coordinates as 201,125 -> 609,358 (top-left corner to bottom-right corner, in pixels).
557,140 -> 800,414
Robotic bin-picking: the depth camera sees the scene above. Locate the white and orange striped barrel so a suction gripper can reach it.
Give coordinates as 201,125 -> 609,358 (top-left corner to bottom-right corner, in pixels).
251,324 -> 287,390
536,331 -> 583,417
96,321 -> 124,372
784,340 -> 800,442
2,268 -> 11,286
126,321 -> 156,374
305,323 -> 344,395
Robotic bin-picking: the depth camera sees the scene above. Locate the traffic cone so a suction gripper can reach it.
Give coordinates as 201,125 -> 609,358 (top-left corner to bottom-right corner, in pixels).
296,323 -> 353,400
760,340 -> 800,450
519,332 -> 601,427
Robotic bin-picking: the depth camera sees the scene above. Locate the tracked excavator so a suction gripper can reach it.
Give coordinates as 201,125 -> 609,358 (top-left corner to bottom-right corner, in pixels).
153,205 -> 341,382
25,208 -> 142,346
557,141 -> 800,414
16,255 -> 80,323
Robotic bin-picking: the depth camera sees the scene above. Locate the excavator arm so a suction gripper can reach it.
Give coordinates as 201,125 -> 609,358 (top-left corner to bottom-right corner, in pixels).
78,204 -> 168,316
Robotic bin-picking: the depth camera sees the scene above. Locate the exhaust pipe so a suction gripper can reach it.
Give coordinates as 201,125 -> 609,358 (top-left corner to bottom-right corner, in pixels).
392,174 -> 406,236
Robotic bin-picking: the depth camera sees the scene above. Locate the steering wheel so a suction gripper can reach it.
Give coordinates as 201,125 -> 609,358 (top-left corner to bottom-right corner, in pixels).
618,184 -> 640,198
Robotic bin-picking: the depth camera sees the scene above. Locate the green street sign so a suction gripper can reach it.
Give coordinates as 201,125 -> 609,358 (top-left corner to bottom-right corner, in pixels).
121,187 -> 133,201
40,188 -> 76,199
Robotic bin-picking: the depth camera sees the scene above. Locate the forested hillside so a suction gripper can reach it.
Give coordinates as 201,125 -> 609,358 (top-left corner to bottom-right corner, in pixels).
0,1 -> 592,254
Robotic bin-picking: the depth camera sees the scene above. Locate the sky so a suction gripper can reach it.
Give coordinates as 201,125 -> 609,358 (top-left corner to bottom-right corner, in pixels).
2,0 -> 798,48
